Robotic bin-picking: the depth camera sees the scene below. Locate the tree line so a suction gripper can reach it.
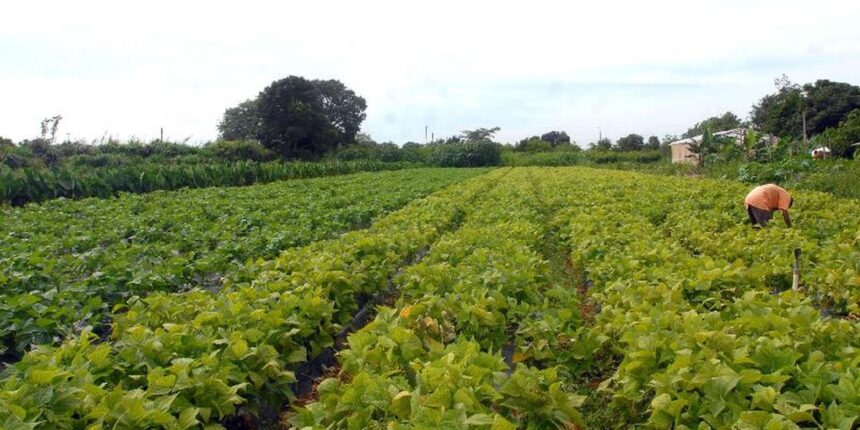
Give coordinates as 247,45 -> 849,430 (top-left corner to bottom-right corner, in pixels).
681,77 -> 860,158
3,74 -> 859,172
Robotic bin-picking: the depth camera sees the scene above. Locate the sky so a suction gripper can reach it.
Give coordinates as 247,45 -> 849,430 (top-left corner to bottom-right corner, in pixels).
2,0 -> 859,146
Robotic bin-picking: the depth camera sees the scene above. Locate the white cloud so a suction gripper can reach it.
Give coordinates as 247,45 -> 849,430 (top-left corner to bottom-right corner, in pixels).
1,0 -> 859,144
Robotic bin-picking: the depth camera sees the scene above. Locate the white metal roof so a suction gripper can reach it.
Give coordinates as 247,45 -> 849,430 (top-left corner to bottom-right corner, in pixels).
669,128 -> 747,146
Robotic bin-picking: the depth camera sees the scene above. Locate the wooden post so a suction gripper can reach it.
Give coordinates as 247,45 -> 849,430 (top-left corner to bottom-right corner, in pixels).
792,248 -> 801,291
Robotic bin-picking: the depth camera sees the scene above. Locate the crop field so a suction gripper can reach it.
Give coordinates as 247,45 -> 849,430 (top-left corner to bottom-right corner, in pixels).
0,168 -> 485,360
1,167 -> 858,429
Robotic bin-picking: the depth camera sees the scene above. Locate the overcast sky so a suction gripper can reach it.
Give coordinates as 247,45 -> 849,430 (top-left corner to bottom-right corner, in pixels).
2,0 -> 859,145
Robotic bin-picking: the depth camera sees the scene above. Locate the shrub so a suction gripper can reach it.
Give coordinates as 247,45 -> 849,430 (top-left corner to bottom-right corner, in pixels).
205,140 -> 274,162
54,141 -> 96,157
582,150 -> 663,164
377,143 -> 422,162
332,143 -> 424,163
813,108 -> 860,158
331,144 -> 375,161
516,138 -> 554,152
501,150 -> 582,166
426,141 -> 502,167
18,139 -> 58,166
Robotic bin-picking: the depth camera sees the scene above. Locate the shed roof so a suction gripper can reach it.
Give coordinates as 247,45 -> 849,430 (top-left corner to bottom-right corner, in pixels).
669,127 -> 747,146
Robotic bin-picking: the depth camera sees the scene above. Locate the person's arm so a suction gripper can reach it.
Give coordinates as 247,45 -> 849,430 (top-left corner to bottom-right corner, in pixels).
782,210 -> 792,228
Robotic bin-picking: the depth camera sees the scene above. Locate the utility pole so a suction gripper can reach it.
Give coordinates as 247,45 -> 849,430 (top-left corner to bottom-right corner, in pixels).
160,127 -> 164,142
425,126 -> 428,144
431,132 -> 434,143
800,90 -> 809,155
802,110 -> 808,153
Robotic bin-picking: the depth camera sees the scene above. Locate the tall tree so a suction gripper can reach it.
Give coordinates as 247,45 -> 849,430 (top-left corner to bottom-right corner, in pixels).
659,134 -> 679,154
461,127 -> 500,142
592,137 -> 612,150
615,133 -> 644,151
751,76 -> 860,141
40,115 -> 63,144
683,112 -> 742,138
802,79 -> 860,135
313,79 -> 368,144
540,130 -> 571,146
646,135 -> 660,150
815,108 -> 860,157
750,75 -> 804,139
236,76 -> 367,158
217,99 -> 260,141
257,76 -> 331,158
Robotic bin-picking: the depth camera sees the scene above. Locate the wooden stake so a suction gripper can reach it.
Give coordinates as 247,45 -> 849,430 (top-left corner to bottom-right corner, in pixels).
792,248 -> 801,291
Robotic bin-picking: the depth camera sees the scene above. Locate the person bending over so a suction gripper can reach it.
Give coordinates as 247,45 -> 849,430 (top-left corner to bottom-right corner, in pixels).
744,183 -> 793,228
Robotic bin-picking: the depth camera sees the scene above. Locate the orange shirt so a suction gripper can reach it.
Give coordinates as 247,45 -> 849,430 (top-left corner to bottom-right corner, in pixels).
745,184 -> 791,211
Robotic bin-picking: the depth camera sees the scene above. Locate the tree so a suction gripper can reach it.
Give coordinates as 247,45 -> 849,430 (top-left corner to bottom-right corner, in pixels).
516,136 -> 552,152
427,140 -> 501,167
40,115 -> 63,144
683,112 -> 742,138
743,127 -> 760,161
686,127 -> 715,166
427,127 -> 502,167
355,132 -> 376,146
592,137 -> 612,150
0,136 -> 13,148
659,134 -> 678,155
615,133 -> 644,151
313,79 -> 367,144
254,76 -> 367,158
815,108 -> 860,158
217,99 -> 260,141
540,131 -> 571,146
646,136 -> 660,150
802,79 -> 860,136
461,127 -> 500,142
750,75 -> 804,139
751,76 -> 860,142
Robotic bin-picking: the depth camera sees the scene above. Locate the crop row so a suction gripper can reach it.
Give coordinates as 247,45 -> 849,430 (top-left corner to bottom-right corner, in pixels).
0,169 -> 503,429
0,159 -> 417,206
289,169 -> 587,429
0,168 -> 484,359
546,168 -> 860,428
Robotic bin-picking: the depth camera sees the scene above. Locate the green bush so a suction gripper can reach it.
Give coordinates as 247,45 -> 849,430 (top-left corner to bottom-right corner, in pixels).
332,144 -> 376,161
332,143 -> 424,163
426,141 -> 502,167
813,108 -> 860,158
581,149 -> 663,164
377,143 -> 422,162
501,150 -> 583,166
204,140 -> 274,162
516,138 -> 554,152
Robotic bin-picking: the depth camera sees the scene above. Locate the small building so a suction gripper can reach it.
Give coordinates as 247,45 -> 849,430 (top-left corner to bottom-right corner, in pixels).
669,128 -> 747,164
670,137 -> 699,164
